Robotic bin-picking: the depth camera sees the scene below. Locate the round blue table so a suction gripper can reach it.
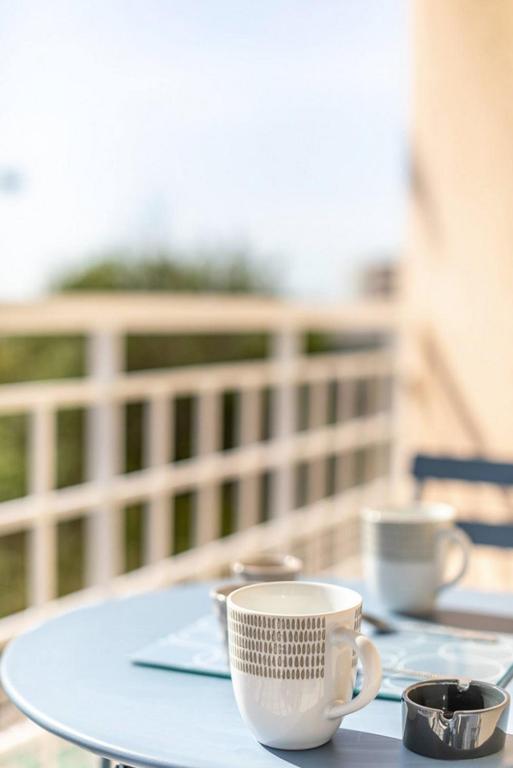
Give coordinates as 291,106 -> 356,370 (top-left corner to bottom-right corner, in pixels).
2,581 -> 513,768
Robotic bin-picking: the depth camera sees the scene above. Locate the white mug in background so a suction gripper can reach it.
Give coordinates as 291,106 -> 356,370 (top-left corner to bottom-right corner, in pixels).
227,581 -> 382,750
361,503 -> 472,614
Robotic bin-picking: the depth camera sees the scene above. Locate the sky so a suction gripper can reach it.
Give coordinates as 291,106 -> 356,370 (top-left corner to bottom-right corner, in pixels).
0,0 -> 409,301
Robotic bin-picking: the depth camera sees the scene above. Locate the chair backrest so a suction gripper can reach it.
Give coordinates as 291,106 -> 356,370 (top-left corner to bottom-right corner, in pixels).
412,454 -> 513,488
411,453 -> 513,548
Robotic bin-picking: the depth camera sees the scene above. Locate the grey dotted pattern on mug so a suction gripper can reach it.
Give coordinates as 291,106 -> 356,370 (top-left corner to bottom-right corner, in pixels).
229,612 -> 327,679
352,604 -> 362,669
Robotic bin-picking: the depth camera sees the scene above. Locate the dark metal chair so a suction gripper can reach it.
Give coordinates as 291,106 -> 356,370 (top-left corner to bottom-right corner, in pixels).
412,453 -> 513,548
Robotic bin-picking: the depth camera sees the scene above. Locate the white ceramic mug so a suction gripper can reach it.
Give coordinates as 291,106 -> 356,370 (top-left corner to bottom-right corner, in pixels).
361,503 -> 472,613
227,581 -> 382,750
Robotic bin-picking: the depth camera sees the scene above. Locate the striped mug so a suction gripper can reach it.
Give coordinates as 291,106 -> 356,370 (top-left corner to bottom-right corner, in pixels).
361,503 -> 471,613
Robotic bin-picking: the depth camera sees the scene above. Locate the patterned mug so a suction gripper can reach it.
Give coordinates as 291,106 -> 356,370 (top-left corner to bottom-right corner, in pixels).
227,581 -> 382,750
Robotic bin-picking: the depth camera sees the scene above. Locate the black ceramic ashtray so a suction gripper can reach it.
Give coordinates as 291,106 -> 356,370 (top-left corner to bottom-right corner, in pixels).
402,679 -> 510,760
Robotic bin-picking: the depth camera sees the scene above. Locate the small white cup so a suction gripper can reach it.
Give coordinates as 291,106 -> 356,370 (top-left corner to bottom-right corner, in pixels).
227,581 -> 382,750
361,503 -> 472,613
231,553 -> 303,582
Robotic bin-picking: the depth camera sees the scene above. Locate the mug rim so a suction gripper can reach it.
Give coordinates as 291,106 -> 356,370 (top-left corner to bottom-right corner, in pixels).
361,502 -> 455,524
402,679 -> 510,714
227,580 -> 362,617
210,582 -> 246,603
232,553 -> 302,576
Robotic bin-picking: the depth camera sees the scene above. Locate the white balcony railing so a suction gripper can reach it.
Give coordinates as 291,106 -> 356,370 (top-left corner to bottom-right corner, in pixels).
0,294 -> 398,753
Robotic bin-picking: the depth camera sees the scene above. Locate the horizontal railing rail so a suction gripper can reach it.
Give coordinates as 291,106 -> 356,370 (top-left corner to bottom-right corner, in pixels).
0,294 -> 397,334
0,350 -> 392,412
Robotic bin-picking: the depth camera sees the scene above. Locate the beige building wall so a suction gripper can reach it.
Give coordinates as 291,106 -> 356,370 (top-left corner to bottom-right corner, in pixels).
405,0 -> 513,459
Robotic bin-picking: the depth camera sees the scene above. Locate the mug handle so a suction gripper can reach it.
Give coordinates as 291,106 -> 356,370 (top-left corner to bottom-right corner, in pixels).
436,526 -> 472,592
324,627 -> 382,720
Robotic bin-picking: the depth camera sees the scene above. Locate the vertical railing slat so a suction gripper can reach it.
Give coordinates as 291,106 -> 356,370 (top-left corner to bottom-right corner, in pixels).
144,393 -> 172,563
237,387 -> 262,530
28,405 -> 56,606
308,381 -> 329,503
195,388 -> 220,545
389,335 -> 406,500
86,331 -> 123,586
337,376 -> 356,493
271,329 -> 301,518
366,376 -> 380,481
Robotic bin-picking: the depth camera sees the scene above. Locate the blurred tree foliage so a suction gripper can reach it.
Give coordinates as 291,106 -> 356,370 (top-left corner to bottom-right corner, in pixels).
52,248 -> 276,295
